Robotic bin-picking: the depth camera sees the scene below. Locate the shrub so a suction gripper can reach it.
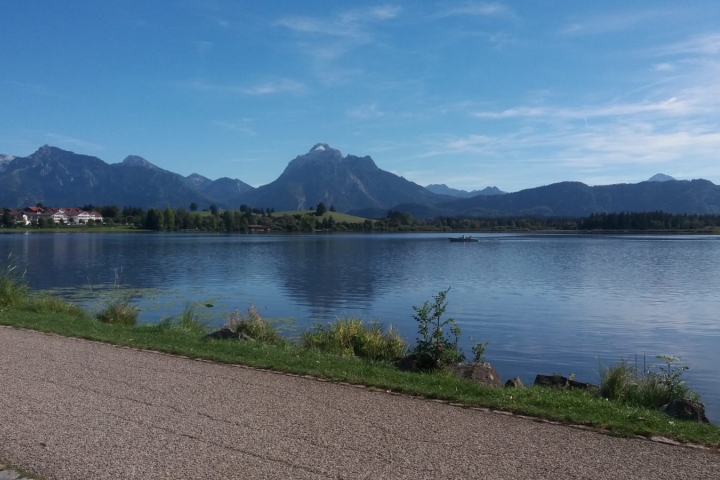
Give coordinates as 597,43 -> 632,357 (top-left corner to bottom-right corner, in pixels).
411,288 -> 465,367
600,355 -> 698,409
301,317 -> 407,361
224,304 -> 283,345
96,297 -> 138,326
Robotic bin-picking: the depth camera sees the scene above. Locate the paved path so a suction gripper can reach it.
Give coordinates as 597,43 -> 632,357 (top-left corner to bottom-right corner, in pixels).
1,327 -> 718,479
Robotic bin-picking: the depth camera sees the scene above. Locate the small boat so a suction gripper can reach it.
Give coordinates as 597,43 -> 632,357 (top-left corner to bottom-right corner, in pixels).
449,236 -> 478,243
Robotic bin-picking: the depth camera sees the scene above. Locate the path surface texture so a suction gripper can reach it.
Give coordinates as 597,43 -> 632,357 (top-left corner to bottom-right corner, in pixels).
1,327 -> 719,480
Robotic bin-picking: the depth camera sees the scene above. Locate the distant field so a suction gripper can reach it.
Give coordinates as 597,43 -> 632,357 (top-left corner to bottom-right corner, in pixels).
271,210 -> 368,223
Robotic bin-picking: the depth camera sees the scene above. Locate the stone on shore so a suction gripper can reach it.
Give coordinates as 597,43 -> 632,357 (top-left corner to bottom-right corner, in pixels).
661,399 -> 710,424
446,362 -> 503,387
505,377 -> 524,388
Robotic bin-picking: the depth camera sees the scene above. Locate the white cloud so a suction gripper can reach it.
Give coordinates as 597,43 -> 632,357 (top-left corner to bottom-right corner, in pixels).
275,4 -> 401,72
440,2 -> 517,20
653,63 -> 674,72
559,10 -> 669,36
347,103 -> 385,119
214,120 -> 256,136
180,78 -> 307,95
654,32 -> 720,56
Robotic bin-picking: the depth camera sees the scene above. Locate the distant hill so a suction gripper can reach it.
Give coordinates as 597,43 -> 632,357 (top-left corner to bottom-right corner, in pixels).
427,180 -> 720,219
647,173 -> 677,182
0,146 -> 243,209
236,144 -> 450,212
426,184 -> 506,197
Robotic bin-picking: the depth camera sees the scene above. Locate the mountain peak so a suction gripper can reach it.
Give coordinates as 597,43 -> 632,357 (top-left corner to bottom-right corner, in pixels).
121,155 -> 158,169
648,173 -> 676,182
309,143 -> 331,153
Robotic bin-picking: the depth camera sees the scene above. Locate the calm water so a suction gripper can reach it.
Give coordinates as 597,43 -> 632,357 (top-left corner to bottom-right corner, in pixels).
2,232 -> 719,422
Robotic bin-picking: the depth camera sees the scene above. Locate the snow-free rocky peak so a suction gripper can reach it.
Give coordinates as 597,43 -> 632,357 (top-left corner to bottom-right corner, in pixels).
121,155 -> 159,170
648,173 -> 677,182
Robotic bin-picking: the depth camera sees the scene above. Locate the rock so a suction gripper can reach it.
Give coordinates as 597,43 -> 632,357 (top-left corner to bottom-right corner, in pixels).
661,399 -> 710,424
569,379 -> 600,395
534,375 -> 600,394
446,362 -> 503,387
0,470 -> 21,480
534,374 -> 570,389
394,353 -> 437,372
505,377 -> 524,388
203,328 -> 238,341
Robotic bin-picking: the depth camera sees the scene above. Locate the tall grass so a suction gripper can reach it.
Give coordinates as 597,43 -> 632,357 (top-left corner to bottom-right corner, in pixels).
158,305 -> 207,335
301,317 -> 407,361
600,358 -> 697,409
0,254 -> 29,307
23,295 -> 86,317
224,304 -> 284,345
96,297 -> 139,326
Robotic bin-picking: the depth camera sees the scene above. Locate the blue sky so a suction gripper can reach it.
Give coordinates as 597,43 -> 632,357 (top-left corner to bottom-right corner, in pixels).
2,1 -> 719,192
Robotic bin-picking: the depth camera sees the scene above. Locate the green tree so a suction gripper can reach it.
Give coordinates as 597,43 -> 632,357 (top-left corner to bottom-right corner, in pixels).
209,204 -> 219,216
2,210 -> 13,227
162,207 -> 175,231
329,205 -> 337,212
144,208 -> 162,230
316,202 -> 327,216
189,202 -> 198,212
300,214 -> 317,232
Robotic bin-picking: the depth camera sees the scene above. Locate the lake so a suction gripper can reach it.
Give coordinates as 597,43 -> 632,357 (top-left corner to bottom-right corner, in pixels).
2,232 -> 719,422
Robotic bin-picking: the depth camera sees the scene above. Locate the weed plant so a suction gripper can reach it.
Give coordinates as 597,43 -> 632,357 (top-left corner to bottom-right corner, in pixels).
158,305 -> 207,336
224,304 -> 285,345
301,316 -> 407,361
96,297 -> 139,326
0,254 -> 29,307
600,356 -> 697,409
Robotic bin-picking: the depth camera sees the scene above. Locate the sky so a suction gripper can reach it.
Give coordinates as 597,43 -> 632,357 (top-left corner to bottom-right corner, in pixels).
1,1 -> 720,192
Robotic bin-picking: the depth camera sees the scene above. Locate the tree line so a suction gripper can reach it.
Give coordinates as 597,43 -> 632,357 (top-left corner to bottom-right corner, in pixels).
3,203 -> 720,233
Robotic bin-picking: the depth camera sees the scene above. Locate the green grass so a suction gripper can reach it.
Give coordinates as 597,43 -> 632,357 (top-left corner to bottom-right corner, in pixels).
1,303 -> 719,447
271,210 -> 369,223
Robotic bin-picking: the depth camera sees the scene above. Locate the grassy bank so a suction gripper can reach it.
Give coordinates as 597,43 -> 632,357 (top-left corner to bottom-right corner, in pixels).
1,293 -> 719,448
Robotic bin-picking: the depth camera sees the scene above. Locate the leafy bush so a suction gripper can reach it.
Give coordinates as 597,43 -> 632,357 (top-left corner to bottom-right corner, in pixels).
600,355 -> 698,409
301,317 -> 407,361
224,304 -> 284,345
411,288 -> 465,367
96,297 -> 139,326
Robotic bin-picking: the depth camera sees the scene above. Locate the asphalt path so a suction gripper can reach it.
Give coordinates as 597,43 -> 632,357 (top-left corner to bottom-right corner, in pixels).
1,327 -> 718,479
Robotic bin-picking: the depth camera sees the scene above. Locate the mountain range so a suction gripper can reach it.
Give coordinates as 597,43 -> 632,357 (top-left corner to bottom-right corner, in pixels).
425,184 -> 505,197
1,144 -> 719,218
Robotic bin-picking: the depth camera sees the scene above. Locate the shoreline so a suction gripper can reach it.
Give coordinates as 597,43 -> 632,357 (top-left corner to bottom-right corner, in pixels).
1,299 -> 718,448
